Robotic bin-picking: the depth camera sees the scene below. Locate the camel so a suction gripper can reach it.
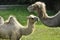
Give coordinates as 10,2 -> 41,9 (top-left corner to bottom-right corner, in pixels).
0,16 -> 4,25
27,1 -> 60,27
0,15 -> 38,40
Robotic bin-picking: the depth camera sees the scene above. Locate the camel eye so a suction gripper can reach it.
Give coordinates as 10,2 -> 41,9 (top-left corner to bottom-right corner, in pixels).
31,18 -> 34,19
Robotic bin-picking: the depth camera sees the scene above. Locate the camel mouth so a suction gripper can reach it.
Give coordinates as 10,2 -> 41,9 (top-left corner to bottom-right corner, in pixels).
34,17 -> 38,21
27,4 -> 35,12
27,6 -> 33,12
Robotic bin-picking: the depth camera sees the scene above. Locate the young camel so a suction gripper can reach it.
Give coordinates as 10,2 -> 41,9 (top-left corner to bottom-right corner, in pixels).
0,15 -> 38,40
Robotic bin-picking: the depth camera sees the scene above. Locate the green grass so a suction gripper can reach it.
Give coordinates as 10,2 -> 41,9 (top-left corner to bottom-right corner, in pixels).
22,25 -> 60,40
0,6 -> 60,40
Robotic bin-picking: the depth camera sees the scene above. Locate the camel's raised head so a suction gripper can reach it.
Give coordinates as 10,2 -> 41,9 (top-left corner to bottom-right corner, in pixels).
27,1 -> 46,12
27,14 -> 38,23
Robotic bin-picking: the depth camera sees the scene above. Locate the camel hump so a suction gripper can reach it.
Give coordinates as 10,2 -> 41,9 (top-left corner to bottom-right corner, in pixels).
5,15 -> 17,24
8,15 -> 16,20
0,16 -> 4,25
0,16 -> 4,20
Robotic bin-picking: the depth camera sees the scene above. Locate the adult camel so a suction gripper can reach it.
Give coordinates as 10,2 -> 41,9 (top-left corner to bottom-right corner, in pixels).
27,1 -> 60,27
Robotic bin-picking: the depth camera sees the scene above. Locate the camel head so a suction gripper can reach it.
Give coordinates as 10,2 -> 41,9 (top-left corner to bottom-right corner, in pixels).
27,1 -> 46,12
27,1 -> 48,19
27,14 -> 38,23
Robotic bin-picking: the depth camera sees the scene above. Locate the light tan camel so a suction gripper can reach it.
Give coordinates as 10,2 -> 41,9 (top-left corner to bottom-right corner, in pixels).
27,1 -> 60,27
0,14 -> 38,40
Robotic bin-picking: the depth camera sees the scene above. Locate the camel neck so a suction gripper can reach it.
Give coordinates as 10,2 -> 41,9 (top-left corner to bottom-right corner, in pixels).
21,20 -> 35,35
37,6 -> 48,19
37,5 -> 60,19
36,5 -> 60,27
27,20 -> 34,29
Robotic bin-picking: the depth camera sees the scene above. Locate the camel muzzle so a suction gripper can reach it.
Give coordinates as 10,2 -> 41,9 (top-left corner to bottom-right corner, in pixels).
34,17 -> 38,21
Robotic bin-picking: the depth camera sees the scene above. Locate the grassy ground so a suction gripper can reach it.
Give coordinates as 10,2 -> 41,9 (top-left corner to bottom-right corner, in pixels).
0,6 -> 60,40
